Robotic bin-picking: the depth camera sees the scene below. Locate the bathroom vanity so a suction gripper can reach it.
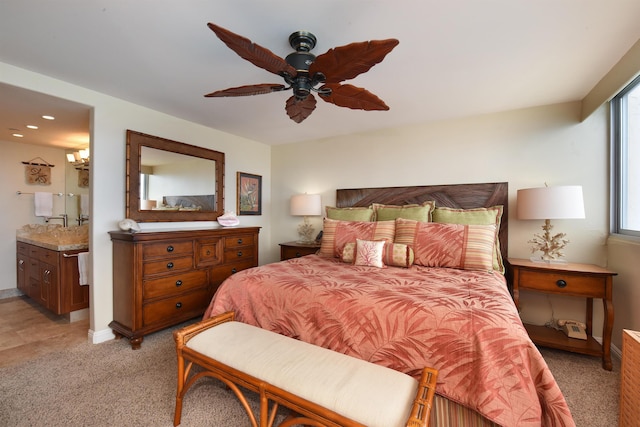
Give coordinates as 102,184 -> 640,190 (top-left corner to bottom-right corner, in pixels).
16,237 -> 89,317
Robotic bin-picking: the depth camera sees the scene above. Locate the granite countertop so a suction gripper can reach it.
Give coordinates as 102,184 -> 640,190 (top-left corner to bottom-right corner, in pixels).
17,235 -> 88,252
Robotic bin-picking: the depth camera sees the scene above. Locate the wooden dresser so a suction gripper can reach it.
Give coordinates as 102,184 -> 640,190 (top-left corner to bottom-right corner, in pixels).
109,227 -> 260,349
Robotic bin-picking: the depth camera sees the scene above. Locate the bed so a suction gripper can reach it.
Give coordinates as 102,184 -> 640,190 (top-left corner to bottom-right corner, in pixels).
204,182 -> 575,427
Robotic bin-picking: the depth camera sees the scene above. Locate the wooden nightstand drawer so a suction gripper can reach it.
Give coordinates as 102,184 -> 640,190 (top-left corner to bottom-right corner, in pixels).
279,241 -> 321,261
519,269 -> 606,297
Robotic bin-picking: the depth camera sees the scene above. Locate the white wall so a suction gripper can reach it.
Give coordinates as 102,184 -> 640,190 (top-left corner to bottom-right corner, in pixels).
1,62 -> 273,343
0,140 -> 68,293
272,101 -> 611,331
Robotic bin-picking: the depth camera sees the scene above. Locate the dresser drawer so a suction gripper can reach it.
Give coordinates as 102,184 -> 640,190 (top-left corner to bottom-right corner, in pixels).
224,234 -> 256,248
143,240 -> 193,259
143,256 -> 193,277
196,238 -> 223,267
143,270 -> 208,299
210,259 -> 255,284
142,288 -> 211,326
518,269 -> 606,297
224,245 -> 256,263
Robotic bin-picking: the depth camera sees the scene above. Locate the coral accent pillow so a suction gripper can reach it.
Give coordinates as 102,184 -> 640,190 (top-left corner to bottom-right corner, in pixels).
354,239 -> 386,268
342,242 -> 415,268
394,218 -> 496,271
319,219 -> 396,258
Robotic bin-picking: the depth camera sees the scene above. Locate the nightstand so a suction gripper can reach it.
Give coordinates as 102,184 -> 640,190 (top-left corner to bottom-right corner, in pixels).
279,241 -> 321,261
508,258 -> 617,370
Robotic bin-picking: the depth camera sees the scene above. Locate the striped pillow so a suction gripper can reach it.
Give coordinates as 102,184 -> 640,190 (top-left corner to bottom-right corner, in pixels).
394,218 -> 496,271
319,219 -> 396,258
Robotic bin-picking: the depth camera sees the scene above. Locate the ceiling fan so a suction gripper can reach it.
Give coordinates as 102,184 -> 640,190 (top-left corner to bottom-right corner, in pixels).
205,23 -> 399,123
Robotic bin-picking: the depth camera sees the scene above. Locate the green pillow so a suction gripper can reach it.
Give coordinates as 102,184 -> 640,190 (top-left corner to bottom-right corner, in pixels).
325,206 -> 374,222
372,201 -> 435,222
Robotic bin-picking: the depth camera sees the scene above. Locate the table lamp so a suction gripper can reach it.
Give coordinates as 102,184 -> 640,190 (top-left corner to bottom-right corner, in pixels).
290,194 -> 322,243
517,185 -> 585,262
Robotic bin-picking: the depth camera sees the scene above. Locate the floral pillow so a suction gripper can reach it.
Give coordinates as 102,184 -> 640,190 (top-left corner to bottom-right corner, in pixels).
354,239 -> 386,268
318,218 -> 396,258
394,218 -> 496,271
342,241 -> 415,268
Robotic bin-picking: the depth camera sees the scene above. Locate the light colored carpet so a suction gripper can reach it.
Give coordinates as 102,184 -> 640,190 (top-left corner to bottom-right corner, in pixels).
0,322 -> 620,426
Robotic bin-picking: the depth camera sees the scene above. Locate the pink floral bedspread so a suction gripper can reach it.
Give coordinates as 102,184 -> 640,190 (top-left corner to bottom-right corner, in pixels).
204,255 -> 574,427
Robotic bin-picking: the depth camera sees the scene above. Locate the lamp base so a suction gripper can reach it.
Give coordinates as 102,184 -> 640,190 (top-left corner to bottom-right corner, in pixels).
528,219 -> 570,262
297,218 -> 315,244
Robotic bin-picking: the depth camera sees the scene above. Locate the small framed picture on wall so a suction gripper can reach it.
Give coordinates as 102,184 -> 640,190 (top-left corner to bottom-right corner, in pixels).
237,172 -> 262,215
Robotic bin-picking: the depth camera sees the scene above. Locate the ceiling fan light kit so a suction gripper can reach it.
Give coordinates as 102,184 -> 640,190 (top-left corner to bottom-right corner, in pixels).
205,23 -> 398,123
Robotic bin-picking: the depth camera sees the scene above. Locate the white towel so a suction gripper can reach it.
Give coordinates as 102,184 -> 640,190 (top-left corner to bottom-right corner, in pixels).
80,194 -> 89,217
78,252 -> 90,286
34,192 -> 53,217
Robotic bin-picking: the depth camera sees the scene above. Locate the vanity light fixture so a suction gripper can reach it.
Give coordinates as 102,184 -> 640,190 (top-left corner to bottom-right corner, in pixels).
290,193 -> 322,244
516,184 -> 585,262
66,148 -> 90,167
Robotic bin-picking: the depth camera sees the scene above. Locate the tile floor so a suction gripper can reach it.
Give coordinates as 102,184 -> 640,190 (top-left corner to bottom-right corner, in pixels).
0,296 -> 89,368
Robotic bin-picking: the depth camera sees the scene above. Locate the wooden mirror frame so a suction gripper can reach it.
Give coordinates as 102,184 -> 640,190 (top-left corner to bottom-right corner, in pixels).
126,130 -> 225,222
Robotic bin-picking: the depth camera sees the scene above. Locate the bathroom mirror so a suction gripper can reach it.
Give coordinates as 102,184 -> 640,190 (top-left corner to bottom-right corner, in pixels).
126,130 -> 225,222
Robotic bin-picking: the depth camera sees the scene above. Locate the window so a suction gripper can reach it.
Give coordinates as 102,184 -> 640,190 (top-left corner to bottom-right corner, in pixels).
611,75 -> 640,237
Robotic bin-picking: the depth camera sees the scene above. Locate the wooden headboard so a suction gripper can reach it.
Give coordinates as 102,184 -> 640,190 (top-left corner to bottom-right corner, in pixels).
336,182 -> 508,265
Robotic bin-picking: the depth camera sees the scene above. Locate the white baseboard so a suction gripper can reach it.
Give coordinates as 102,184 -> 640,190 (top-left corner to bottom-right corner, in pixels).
89,327 -> 115,344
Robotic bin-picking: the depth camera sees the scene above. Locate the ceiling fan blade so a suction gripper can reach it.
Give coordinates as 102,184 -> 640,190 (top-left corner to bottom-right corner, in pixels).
310,39 -> 399,83
285,94 -> 317,123
318,83 -> 389,111
205,84 -> 287,97
207,23 -> 297,77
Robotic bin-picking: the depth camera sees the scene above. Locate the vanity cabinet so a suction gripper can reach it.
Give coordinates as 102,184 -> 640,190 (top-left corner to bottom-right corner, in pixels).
109,227 -> 260,349
16,241 -> 89,315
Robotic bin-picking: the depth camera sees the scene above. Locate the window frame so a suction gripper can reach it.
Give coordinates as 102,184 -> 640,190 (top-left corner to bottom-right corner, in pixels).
611,74 -> 640,238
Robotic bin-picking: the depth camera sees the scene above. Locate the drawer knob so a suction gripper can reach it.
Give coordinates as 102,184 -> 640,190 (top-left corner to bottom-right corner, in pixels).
206,250 -> 211,256
175,302 -> 182,309
167,245 -> 174,252
167,262 -> 174,269
175,280 -> 183,287
556,279 -> 567,288
237,251 -> 243,257
296,252 -> 302,257
237,238 -> 243,244
231,268 -> 237,274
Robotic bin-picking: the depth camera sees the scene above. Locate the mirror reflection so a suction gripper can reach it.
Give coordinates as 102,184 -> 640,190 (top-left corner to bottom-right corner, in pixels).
140,147 -> 217,212
126,130 -> 225,222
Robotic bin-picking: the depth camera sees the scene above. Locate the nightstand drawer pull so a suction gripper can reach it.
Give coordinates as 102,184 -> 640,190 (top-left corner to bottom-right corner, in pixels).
167,245 -> 174,252
231,268 -> 237,274
175,302 -> 182,309
296,252 -> 302,257
175,280 -> 183,287
556,279 -> 567,288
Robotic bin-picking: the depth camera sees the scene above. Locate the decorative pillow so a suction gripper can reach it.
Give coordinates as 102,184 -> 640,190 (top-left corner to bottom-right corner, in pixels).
394,218 -> 496,271
319,219 -> 396,258
342,242 -> 415,268
431,206 -> 504,273
372,201 -> 436,222
325,206 -> 374,222
354,239 -> 386,268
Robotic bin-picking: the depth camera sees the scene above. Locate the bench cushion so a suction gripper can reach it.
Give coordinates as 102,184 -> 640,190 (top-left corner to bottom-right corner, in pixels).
187,321 -> 419,427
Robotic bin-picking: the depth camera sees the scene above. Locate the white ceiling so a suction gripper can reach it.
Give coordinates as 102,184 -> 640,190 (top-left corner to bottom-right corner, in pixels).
2,1 -> 640,148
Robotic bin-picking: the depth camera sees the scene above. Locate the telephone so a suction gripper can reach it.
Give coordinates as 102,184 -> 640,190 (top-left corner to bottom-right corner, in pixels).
557,319 -> 587,340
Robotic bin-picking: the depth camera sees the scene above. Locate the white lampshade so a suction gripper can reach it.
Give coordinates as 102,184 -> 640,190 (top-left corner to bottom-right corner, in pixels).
290,194 -> 322,216
517,186 -> 585,220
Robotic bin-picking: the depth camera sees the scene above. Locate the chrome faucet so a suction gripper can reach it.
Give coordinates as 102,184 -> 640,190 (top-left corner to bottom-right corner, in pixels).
45,213 -> 68,227
77,214 -> 89,226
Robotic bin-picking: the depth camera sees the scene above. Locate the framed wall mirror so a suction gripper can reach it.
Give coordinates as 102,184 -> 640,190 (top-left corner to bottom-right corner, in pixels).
126,130 -> 225,222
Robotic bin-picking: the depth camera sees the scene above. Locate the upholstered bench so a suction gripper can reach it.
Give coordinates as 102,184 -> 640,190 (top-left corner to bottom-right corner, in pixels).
173,311 -> 438,427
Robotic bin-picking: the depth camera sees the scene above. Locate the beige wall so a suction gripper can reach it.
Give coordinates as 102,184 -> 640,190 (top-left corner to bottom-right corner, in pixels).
272,101 -> 612,337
